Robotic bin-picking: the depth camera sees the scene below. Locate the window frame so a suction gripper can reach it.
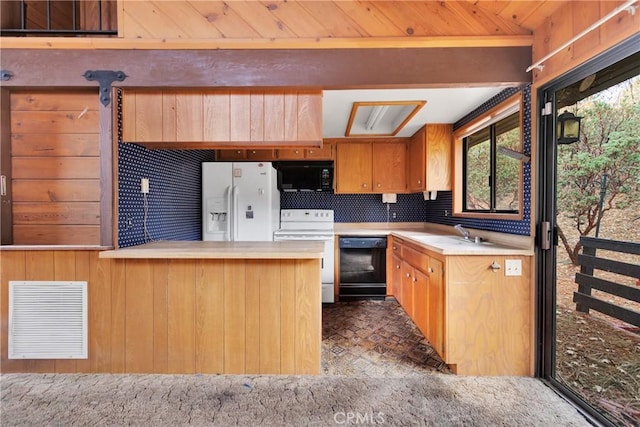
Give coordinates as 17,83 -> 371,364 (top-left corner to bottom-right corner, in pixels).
453,93 -> 524,220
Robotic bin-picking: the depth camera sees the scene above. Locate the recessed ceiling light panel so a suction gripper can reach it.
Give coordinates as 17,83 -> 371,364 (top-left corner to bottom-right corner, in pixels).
345,101 -> 426,137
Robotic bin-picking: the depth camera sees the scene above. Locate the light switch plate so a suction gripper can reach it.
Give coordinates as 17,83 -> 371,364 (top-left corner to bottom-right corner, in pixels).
505,259 -> 522,276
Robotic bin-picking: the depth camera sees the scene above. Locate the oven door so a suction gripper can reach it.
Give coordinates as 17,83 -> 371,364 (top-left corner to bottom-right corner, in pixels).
338,237 -> 387,300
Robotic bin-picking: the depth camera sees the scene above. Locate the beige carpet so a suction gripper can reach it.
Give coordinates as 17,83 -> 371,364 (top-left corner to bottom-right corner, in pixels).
1,373 -> 590,426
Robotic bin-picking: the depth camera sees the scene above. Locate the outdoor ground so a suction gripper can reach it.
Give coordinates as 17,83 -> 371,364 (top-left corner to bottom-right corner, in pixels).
555,204 -> 640,426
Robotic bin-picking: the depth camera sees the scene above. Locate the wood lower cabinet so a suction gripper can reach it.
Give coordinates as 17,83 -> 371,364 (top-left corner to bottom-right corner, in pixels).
391,254 -> 402,305
400,260 -> 414,318
426,257 -> 444,358
394,239 -> 441,347
445,255 -> 531,376
412,267 -> 429,337
390,235 -> 531,376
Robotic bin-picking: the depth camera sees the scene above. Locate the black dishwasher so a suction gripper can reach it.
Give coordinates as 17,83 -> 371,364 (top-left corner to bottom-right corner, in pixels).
338,236 -> 387,301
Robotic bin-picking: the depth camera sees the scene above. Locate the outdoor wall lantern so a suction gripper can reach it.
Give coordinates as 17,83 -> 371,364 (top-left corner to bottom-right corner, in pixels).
557,111 -> 582,145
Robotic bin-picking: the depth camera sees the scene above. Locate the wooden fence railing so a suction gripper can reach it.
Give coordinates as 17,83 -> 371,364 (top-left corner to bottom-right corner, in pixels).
574,236 -> 640,328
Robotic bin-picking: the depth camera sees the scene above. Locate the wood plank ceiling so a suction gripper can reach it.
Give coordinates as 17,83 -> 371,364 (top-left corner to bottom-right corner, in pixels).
121,1 -> 569,40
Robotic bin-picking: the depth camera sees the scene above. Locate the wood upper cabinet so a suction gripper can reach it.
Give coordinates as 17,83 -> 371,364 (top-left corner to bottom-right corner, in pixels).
335,141 -> 372,193
276,142 -> 334,160
216,149 -> 276,161
335,140 -> 406,194
121,89 -> 322,149
408,124 -> 452,192
372,142 -> 406,192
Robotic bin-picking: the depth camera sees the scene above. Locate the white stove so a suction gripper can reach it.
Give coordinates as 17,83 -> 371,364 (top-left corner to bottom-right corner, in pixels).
274,209 -> 335,303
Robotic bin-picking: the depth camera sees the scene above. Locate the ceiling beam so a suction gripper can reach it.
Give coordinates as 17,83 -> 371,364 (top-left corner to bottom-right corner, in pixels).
1,47 -> 531,89
0,35 -> 533,50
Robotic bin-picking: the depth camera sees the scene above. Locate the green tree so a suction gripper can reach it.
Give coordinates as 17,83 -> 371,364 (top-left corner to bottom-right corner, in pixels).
557,77 -> 640,264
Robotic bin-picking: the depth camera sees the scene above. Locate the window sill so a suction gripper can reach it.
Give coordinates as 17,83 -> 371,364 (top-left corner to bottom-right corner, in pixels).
452,212 -> 523,221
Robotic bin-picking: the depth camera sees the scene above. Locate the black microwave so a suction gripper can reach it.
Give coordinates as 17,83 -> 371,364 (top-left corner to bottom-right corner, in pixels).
273,161 -> 334,192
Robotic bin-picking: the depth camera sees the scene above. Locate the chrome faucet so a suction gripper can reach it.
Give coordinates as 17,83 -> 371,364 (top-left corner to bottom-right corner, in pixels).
454,224 -> 470,240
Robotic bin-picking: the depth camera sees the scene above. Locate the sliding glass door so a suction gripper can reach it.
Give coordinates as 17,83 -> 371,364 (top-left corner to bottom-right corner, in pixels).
538,38 -> 640,427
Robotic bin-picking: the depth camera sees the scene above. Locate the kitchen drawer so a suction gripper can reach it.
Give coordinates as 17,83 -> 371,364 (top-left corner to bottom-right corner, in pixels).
391,239 -> 403,257
402,244 -> 428,273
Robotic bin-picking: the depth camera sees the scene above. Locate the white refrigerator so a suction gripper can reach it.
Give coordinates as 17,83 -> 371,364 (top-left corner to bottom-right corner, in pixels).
202,162 -> 280,241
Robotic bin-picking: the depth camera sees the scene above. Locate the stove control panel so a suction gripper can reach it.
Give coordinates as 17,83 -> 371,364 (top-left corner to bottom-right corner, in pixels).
280,209 -> 334,222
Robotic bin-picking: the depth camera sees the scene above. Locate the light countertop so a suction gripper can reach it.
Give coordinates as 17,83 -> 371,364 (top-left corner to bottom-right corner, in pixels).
1,245 -> 113,251
334,223 -> 534,256
99,240 -> 325,259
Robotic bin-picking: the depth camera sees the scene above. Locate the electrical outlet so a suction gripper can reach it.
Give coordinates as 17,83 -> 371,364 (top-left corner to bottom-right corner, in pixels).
141,178 -> 149,194
125,215 -> 133,230
392,212 -> 397,219
444,209 -> 449,217
505,259 -> 522,276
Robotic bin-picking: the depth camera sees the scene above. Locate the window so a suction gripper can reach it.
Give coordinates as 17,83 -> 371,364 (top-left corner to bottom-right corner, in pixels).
453,93 -> 523,220
464,111 -> 520,212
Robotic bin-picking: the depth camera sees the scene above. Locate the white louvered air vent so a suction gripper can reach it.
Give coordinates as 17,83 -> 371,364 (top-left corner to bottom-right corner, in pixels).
9,281 -> 87,359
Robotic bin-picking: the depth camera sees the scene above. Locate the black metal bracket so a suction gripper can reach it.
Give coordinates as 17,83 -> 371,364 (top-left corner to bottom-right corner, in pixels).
83,70 -> 127,106
1,70 -> 12,81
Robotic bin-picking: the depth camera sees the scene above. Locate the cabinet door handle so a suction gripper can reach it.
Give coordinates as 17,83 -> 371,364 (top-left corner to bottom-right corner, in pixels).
417,180 -> 422,184
413,277 -> 417,282
362,183 -> 368,188
377,183 -> 381,187
490,261 -> 501,272
396,264 -> 400,269
393,246 -> 397,250
308,150 -> 314,154
0,175 -> 6,196
406,273 -> 411,278
427,267 -> 434,273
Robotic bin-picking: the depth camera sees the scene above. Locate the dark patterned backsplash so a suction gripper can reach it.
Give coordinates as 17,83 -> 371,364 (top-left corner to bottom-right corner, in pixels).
118,142 -> 215,247
280,192 -> 427,223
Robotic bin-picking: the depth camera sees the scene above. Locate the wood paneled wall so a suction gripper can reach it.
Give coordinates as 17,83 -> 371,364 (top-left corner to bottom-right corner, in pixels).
0,250 -> 321,374
532,0 -> 640,84
10,91 -> 101,245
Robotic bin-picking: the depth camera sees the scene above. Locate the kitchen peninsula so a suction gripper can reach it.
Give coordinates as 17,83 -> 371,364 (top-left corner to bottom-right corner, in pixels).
99,240 -> 324,375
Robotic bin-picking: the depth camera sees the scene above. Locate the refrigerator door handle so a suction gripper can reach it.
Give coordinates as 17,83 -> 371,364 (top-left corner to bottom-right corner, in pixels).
225,185 -> 232,241
233,185 -> 240,241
